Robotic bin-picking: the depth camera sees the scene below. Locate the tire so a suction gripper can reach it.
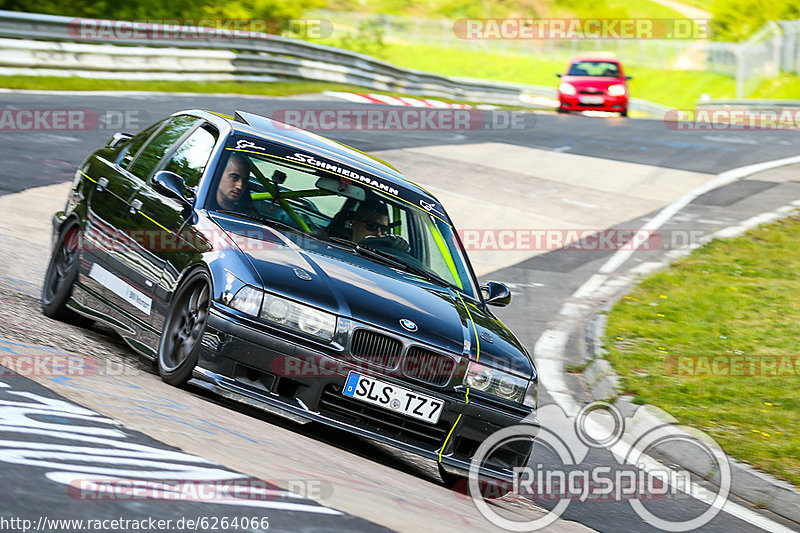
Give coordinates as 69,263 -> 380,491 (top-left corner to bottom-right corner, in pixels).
557,107 -> 569,114
157,270 -> 211,386
620,109 -> 628,117
42,220 -> 84,322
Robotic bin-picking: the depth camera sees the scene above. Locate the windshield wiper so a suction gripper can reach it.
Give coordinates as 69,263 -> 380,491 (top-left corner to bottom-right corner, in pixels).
215,210 -> 318,240
328,237 -> 408,269
329,237 -> 451,288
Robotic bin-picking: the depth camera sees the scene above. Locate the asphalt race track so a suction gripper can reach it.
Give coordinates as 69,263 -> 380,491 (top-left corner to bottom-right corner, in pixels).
1,91 -> 800,533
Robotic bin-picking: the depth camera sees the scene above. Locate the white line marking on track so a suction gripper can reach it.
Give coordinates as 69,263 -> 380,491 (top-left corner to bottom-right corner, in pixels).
536,154 -> 800,531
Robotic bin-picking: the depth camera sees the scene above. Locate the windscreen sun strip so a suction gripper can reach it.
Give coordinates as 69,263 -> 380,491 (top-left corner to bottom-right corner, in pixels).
228,147 -> 452,227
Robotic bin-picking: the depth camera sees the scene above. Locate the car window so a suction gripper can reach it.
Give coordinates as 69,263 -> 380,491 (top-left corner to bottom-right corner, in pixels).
208,139 -> 479,298
118,120 -> 165,169
161,124 -> 218,190
568,61 -> 620,77
128,115 -> 200,180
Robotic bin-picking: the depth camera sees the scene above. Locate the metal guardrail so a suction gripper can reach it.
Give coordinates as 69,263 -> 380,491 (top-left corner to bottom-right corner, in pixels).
0,10 -> 524,104
0,10 -> 670,116
697,98 -> 800,108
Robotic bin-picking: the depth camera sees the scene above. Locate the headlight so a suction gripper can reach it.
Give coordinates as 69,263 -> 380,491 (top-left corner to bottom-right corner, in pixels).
607,84 -> 626,96
229,286 -> 337,342
230,286 -> 262,316
464,362 -> 529,404
559,83 -> 576,96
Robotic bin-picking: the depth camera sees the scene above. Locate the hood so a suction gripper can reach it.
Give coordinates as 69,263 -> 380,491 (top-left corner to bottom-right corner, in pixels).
212,214 -> 534,376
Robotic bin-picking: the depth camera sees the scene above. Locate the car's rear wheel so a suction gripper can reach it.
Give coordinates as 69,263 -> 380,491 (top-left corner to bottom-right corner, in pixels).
557,107 -> 569,114
620,109 -> 628,117
158,270 -> 211,386
42,219 -> 85,322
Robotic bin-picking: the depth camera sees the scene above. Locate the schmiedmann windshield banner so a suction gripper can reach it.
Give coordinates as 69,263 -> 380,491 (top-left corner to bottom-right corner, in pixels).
226,136 -> 451,226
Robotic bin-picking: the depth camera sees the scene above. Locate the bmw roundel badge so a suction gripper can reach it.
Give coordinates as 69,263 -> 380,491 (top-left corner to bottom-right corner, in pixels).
399,318 -> 418,332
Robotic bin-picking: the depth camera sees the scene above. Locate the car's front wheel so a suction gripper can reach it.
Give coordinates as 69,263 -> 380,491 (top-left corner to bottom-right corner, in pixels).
158,270 -> 211,386
42,219 -> 83,321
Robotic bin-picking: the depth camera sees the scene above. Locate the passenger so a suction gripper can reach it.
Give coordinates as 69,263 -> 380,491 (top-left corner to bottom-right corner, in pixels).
350,200 -> 392,242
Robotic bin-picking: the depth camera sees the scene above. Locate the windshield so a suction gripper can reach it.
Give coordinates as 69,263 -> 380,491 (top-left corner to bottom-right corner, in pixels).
568,61 -> 620,77
207,137 -> 479,298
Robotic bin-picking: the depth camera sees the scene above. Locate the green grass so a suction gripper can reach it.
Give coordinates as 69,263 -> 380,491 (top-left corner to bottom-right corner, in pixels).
325,0 -> 684,19
552,0 -> 685,19
0,75 -> 529,108
0,76 -> 370,96
605,216 -> 800,488
376,43 -> 737,108
667,0 -> 714,11
752,76 -> 800,100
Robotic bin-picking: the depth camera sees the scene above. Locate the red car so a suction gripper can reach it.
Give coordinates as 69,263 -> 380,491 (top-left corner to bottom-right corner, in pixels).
556,57 -> 631,116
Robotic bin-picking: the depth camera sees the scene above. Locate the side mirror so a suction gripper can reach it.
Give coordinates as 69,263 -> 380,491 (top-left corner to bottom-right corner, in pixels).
482,281 -> 512,307
556,73 -> 562,78
625,75 -> 633,81
107,131 -> 133,149
153,170 -> 191,206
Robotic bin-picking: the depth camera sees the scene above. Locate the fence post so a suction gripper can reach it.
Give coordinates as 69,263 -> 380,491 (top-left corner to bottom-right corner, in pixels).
735,47 -> 744,98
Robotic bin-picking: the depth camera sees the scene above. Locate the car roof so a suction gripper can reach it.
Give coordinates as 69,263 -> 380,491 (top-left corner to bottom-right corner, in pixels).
185,109 -> 435,200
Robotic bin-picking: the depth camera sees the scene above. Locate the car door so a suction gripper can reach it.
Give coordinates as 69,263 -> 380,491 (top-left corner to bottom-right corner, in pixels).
126,120 -> 220,336
80,119 -> 165,322
88,115 -> 201,330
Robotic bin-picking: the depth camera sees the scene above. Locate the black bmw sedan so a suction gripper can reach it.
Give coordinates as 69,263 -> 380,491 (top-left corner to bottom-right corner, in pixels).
43,109 -> 539,488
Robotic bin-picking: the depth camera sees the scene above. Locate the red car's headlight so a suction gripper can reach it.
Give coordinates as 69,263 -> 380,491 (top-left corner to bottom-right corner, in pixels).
559,83 -> 577,96
608,84 -> 626,96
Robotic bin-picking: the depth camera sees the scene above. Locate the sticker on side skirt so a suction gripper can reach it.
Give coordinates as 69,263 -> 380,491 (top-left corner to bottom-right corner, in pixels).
89,263 -> 152,315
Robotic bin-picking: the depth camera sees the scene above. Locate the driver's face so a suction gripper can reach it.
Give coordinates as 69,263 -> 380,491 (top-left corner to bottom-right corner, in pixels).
217,158 -> 248,210
352,211 -> 389,242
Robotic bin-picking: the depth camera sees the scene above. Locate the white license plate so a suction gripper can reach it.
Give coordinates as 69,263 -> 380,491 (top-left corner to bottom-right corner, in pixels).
342,371 -> 444,424
579,95 -> 604,104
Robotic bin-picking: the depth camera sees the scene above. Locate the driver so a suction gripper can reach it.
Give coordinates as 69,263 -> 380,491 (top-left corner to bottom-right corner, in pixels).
213,153 -> 252,211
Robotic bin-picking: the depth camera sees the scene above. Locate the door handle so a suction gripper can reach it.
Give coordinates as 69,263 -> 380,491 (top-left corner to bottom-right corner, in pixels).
130,198 -> 143,214
96,177 -> 109,191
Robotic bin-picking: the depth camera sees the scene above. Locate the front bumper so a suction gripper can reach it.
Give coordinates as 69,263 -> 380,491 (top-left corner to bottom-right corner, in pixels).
559,94 -> 627,112
193,306 -> 539,483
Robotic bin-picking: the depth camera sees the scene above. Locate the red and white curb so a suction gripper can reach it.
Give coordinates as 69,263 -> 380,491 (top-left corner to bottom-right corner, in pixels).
323,91 -> 472,109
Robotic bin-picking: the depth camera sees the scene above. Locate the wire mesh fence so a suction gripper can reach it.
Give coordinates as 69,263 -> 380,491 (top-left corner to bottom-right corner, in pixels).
314,11 -> 799,98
